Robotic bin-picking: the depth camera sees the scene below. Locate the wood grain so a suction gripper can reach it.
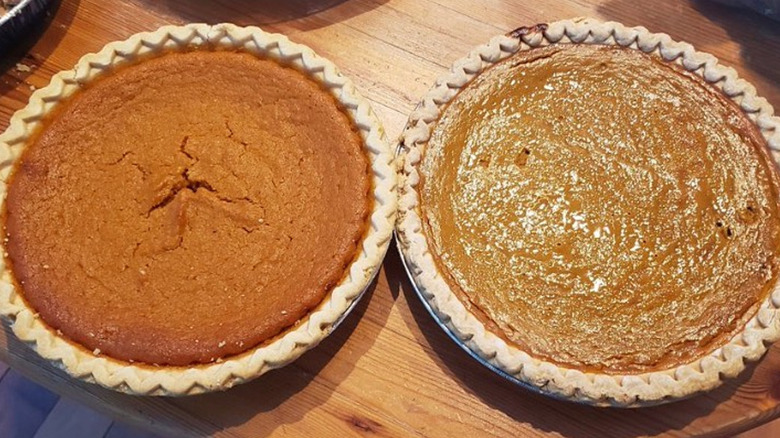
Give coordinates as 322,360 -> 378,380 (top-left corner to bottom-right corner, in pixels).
2,0 -> 780,437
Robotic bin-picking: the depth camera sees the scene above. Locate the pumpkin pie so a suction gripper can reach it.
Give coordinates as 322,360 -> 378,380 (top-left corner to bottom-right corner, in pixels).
0,24 -> 396,394
398,19 -> 780,405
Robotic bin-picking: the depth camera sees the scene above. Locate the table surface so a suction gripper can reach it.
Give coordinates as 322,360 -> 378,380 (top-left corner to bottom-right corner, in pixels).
2,0 -> 780,437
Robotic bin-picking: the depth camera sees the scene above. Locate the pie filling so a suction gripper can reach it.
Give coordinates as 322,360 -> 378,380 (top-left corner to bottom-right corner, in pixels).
420,44 -> 780,373
4,51 -> 372,366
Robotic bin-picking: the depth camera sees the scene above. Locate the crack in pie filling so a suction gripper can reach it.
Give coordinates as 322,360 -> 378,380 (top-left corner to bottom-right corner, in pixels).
3,50 -> 372,366
418,44 -> 780,374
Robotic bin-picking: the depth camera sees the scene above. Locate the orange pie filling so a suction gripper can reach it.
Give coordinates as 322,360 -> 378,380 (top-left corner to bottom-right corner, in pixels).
420,44 -> 780,373
4,51 -> 371,366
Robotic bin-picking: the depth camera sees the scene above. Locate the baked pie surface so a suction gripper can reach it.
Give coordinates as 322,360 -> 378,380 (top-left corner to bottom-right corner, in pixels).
420,44 -> 780,374
4,50 -> 371,366
0,24 -> 396,395
398,19 -> 780,405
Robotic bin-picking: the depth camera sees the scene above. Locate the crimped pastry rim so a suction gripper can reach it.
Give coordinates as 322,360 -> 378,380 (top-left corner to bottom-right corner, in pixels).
0,23 -> 397,396
396,18 -> 780,407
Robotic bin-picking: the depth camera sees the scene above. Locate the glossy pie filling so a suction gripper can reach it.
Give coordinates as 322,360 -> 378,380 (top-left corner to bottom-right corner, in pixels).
4,51 -> 371,366
420,44 -> 780,373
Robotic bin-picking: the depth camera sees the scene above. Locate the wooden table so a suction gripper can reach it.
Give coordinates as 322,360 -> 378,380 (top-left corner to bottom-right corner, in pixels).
2,0 -> 780,437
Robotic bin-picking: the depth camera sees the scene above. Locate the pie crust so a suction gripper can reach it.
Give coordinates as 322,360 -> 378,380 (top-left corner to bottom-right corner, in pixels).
397,18 -> 780,406
0,23 -> 397,395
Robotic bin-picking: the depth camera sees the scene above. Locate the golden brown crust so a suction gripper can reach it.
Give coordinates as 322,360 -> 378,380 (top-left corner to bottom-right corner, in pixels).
4,50 -> 371,366
420,44 -> 780,373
